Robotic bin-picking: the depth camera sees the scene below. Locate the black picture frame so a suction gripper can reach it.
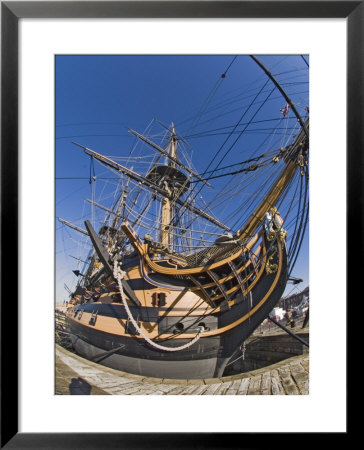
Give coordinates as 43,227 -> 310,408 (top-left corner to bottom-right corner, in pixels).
1,1 -> 357,447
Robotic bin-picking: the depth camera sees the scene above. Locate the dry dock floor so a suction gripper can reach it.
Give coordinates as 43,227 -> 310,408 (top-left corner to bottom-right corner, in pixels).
56,344 -> 309,395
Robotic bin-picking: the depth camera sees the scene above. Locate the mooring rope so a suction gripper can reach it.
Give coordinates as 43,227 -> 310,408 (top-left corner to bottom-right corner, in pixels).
113,260 -> 204,352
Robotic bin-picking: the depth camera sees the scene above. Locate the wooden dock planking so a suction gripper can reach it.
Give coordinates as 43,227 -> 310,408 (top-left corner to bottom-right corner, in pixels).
56,344 -> 309,395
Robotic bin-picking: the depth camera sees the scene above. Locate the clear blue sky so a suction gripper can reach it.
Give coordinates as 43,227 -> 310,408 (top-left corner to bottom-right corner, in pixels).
56,55 -> 309,303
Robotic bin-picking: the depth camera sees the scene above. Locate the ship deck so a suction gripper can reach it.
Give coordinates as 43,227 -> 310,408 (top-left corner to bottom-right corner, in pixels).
55,343 -> 308,395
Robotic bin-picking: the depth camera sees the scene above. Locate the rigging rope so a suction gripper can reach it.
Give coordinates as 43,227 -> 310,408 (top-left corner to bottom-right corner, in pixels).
185,55 -> 237,137
169,82 -> 276,232
113,260 -> 204,351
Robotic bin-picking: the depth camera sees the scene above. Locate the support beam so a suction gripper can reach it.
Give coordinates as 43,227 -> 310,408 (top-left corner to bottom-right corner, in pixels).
84,220 -> 141,307
268,315 -> 309,347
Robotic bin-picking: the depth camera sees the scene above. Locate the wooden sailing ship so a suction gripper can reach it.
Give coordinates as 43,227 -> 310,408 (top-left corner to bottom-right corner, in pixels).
59,56 -> 309,379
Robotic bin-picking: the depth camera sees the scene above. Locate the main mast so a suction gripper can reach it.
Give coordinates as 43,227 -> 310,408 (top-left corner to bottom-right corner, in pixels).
160,124 -> 177,249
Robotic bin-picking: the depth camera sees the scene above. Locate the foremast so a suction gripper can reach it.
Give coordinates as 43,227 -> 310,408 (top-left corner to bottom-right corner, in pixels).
72,141 -> 228,232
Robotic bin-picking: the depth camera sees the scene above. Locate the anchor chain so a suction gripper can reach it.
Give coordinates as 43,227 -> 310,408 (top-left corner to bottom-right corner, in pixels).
113,260 -> 204,352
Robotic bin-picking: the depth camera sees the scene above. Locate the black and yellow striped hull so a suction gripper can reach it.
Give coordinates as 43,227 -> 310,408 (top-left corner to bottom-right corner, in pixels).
65,233 -> 288,379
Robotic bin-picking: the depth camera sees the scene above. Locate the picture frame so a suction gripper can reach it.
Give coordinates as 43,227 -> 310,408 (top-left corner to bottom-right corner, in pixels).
1,0 -> 359,447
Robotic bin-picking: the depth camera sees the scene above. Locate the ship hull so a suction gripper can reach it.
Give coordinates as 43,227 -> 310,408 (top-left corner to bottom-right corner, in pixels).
65,240 -> 288,379
70,333 -> 221,379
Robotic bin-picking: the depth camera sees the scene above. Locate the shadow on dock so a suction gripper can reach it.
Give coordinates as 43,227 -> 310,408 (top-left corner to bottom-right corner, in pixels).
69,377 -> 92,395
